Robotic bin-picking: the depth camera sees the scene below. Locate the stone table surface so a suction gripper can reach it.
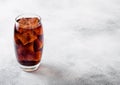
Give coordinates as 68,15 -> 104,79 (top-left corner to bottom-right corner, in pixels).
0,0 -> 120,85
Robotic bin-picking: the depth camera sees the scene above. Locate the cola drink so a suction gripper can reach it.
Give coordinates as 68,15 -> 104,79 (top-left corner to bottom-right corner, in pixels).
14,15 -> 43,71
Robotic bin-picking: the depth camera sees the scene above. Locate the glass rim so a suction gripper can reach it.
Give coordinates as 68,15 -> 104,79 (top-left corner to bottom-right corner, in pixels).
15,13 -> 41,22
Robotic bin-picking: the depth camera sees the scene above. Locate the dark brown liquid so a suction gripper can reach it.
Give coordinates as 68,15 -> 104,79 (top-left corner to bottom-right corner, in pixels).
14,18 -> 43,66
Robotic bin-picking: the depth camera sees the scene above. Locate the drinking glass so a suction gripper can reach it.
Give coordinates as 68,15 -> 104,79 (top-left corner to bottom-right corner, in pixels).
14,14 -> 43,71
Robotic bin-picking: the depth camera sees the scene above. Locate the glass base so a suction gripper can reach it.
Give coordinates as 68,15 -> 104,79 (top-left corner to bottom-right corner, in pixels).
19,63 -> 40,72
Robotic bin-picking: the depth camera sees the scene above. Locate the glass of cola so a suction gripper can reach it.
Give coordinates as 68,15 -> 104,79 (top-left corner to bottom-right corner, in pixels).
14,14 -> 43,71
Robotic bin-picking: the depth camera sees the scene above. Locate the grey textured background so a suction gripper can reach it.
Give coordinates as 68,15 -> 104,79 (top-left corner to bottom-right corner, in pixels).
0,0 -> 120,85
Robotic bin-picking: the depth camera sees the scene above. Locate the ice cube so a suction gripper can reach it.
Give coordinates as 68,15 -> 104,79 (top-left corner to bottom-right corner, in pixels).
14,33 -> 22,45
29,17 -> 39,28
18,17 -> 40,29
17,43 -> 34,56
16,30 -> 37,45
34,25 -> 43,35
34,51 -> 42,61
18,18 -> 29,29
17,44 -> 35,61
24,42 -> 34,52
34,39 -> 43,52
